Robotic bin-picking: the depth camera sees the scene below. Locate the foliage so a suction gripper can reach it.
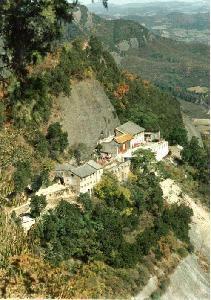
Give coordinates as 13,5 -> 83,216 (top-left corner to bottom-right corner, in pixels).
162,204 -> 193,243
39,201 -> 100,264
182,137 -> 207,170
131,149 -> 156,174
0,209 -> 27,268
46,122 -> 68,158
72,143 -> 90,165
0,0 -> 76,74
94,173 -> 131,211
0,254 -> 75,299
0,102 -> 5,127
30,195 -> 47,218
10,75 -> 52,126
182,137 -> 209,193
31,170 -> 49,193
168,127 -> 188,146
78,193 -> 93,212
13,160 -> 32,193
33,132 -> 49,157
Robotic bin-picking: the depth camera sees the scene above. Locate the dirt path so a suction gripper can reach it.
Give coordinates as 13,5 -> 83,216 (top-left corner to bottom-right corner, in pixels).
182,113 -> 203,146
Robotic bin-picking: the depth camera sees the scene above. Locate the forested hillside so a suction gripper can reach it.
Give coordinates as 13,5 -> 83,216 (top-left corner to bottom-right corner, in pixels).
71,5 -> 209,107
0,1 -> 208,298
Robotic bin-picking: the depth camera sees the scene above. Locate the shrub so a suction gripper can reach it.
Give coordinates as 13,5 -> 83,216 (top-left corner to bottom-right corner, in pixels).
13,161 -> 32,193
30,195 -> 47,218
0,102 -> 6,127
177,247 -> 188,258
46,122 -> 68,158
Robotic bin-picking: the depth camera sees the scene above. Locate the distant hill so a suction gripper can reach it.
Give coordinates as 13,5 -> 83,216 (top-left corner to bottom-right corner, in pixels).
118,12 -> 209,45
67,5 -> 209,107
87,1 -> 209,16
87,2 -> 209,45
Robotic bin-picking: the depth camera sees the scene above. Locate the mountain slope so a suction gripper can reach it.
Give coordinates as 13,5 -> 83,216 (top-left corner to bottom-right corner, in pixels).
70,5 -> 209,107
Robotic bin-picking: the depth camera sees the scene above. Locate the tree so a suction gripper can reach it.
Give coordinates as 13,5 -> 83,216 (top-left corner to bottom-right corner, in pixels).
30,195 -> 47,218
46,122 -> 68,158
131,149 -> 156,174
182,136 -> 209,187
135,112 -> 160,132
1,0 -> 78,73
31,170 -> 49,192
1,0 -> 108,74
73,143 -> 90,165
0,102 -> 6,127
94,173 -> 130,211
162,204 -> 193,243
13,161 -> 32,193
182,137 -> 205,168
31,200 -> 99,265
168,127 -> 188,146
78,193 -> 93,212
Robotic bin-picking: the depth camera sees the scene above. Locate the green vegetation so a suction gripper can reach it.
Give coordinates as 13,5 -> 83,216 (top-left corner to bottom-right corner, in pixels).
78,8 -> 209,106
0,1 -> 204,298
26,170 -> 192,297
0,102 -> 5,127
181,137 -> 209,204
13,161 -> 32,193
1,0 -> 74,74
161,137 -> 209,206
46,122 -> 69,159
85,36 -> 184,139
168,127 -> 188,147
30,195 -> 47,218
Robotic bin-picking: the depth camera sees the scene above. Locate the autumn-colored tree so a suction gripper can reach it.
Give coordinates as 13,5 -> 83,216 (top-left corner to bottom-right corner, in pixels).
114,83 -> 129,99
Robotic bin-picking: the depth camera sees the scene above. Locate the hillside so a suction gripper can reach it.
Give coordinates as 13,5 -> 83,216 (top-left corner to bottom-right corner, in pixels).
57,79 -> 120,148
0,2 -> 209,299
88,1 -> 209,45
120,12 -> 209,45
70,5 -> 209,107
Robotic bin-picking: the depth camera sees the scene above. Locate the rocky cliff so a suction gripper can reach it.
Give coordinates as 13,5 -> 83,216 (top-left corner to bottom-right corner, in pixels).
57,79 -> 120,148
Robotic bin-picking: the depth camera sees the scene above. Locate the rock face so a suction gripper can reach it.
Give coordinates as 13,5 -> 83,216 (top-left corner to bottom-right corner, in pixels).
57,79 -> 120,148
135,179 -> 210,300
161,254 -> 210,300
160,179 -> 210,300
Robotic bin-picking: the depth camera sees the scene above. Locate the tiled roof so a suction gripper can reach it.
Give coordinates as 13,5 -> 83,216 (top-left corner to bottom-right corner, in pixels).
87,160 -> 102,170
114,133 -> 133,144
55,160 -> 102,179
116,121 -> 145,135
101,140 -> 118,154
71,164 -> 96,178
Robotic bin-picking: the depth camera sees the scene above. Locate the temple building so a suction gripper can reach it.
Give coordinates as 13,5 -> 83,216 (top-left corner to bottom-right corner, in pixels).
54,121 -> 169,195
99,121 -> 168,162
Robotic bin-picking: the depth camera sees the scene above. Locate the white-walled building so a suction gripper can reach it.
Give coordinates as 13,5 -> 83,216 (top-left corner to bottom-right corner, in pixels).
99,121 -> 169,162
55,160 -> 103,195
140,140 -> 169,161
54,121 -> 169,196
115,121 -> 145,149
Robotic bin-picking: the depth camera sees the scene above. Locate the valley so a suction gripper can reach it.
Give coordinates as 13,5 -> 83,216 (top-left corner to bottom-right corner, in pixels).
88,1 -> 210,45
71,4 -> 209,107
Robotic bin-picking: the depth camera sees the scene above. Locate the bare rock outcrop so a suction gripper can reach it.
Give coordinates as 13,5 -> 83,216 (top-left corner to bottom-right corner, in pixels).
57,79 -> 120,148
